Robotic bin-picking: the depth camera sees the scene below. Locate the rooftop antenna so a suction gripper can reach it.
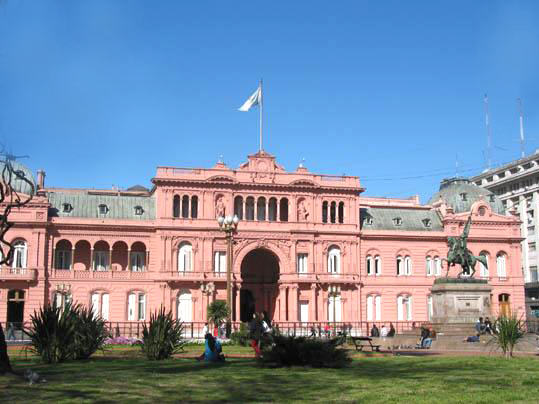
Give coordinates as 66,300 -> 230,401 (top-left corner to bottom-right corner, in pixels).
483,94 -> 492,170
518,98 -> 526,158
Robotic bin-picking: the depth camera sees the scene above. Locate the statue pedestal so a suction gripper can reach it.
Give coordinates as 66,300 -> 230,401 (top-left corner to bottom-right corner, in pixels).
431,278 -> 492,324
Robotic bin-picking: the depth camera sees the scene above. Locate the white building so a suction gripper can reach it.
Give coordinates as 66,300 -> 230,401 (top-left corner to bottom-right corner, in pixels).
471,150 -> 539,322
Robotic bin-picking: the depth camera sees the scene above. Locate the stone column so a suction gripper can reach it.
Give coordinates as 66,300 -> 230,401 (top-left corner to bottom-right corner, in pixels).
278,285 -> 287,322
127,249 -> 131,272
70,247 -> 75,270
108,248 -> 113,271
310,283 -> 317,322
235,284 -> 241,322
90,248 -> 94,271
289,285 -> 298,322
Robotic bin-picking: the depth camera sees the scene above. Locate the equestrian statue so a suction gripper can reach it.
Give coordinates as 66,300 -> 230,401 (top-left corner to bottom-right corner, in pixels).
445,215 -> 487,278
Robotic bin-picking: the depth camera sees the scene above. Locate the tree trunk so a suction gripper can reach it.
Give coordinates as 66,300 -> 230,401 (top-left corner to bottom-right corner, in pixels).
0,322 -> 13,374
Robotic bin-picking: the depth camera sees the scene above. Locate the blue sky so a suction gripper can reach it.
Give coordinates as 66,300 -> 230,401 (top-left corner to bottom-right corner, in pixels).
1,0 -> 538,202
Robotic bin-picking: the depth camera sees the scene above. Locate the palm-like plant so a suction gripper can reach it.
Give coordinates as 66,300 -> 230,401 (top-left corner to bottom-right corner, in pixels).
27,305 -> 78,363
72,306 -> 109,359
141,308 -> 185,360
489,313 -> 525,358
207,300 -> 229,329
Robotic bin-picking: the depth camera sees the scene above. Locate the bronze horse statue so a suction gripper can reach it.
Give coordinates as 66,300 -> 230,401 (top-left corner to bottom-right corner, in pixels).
445,216 -> 488,278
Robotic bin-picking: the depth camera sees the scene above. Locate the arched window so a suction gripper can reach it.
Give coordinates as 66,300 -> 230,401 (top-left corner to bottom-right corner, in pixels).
404,256 -> 412,276
374,256 -> 381,275
434,256 -> 441,276
181,195 -> 189,219
375,295 -> 381,320
127,291 -> 146,321
330,201 -> 336,223
427,295 -> 433,320
245,197 -> 255,220
54,291 -> 72,313
91,292 -> 110,321
234,196 -> 243,220
55,240 -> 72,270
12,240 -> 27,269
338,202 -> 344,224
426,256 -> 432,276
396,256 -> 403,276
191,196 -> 198,219
366,255 -> 373,276
496,253 -> 507,278
173,195 -> 180,218
328,246 -> 341,274
479,251 -> 489,277
257,197 -> 266,221
268,198 -> 277,221
279,198 -> 288,221
322,201 -> 328,223
178,243 -> 193,272
397,295 -> 412,321
177,290 -> 192,322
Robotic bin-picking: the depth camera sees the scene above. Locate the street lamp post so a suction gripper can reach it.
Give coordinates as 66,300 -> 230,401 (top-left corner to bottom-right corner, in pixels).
328,285 -> 341,336
217,214 -> 239,337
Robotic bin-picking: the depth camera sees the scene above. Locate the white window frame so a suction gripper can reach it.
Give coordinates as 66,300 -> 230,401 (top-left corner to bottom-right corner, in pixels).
128,292 -> 146,321
367,295 -> 373,321
178,243 -> 193,272
404,256 -> 412,276
328,294 -> 342,322
374,256 -> 381,276
397,295 -> 412,321
13,241 -> 27,269
55,249 -> 72,270
426,256 -> 432,276
496,253 -> 507,278
375,295 -> 381,321
434,256 -> 441,276
328,247 -> 341,274
427,295 -> 433,320
297,253 -> 308,274
396,256 -> 403,276
214,251 -> 226,273
131,251 -> 146,272
366,255 -> 373,276
91,292 -> 110,321
479,252 -> 489,278
93,251 -> 108,271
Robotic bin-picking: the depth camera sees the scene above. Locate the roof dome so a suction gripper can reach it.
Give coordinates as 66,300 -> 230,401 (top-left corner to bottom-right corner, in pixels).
0,160 -> 35,195
428,177 -> 504,214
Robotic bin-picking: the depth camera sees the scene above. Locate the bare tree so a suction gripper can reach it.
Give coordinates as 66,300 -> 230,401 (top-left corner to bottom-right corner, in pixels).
0,150 -> 35,374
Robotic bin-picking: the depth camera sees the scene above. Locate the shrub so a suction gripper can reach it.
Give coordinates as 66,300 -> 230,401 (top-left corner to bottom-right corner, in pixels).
27,305 -> 78,363
489,313 -> 525,358
207,300 -> 229,327
259,334 -> 351,368
140,308 -> 185,360
104,336 -> 142,346
27,304 -> 110,363
230,322 -> 250,346
72,306 -> 109,359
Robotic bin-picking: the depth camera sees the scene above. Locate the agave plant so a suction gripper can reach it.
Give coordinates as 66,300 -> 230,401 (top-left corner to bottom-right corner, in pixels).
141,307 -> 185,360
72,306 -> 109,360
26,305 -> 78,363
489,313 -> 525,358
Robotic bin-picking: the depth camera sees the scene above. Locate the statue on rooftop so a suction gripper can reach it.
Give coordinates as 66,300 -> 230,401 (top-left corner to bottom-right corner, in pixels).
445,215 -> 487,278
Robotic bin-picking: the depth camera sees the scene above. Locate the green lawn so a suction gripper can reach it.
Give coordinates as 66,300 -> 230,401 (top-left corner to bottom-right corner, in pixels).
2,346 -> 539,403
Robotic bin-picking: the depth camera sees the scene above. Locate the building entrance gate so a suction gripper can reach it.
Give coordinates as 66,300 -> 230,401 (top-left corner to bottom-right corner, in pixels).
240,248 -> 280,322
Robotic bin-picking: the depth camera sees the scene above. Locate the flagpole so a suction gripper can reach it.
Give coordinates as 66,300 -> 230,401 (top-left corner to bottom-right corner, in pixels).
259,79 -> 263,152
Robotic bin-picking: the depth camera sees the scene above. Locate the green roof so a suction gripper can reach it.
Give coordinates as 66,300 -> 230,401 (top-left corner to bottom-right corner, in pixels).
360,207 -> 442,231
48,192 -> 155,220
427,177 -> 504,215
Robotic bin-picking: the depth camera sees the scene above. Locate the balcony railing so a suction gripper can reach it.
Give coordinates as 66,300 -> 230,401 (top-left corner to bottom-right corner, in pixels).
50,269 -> 149,280
0,267 -> 37,282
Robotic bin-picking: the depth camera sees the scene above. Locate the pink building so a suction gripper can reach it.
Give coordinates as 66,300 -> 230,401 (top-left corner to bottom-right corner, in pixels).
0,152 -> 525,332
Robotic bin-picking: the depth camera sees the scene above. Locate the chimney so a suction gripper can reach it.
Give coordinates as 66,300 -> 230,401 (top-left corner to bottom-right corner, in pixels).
37,170 -> 45,190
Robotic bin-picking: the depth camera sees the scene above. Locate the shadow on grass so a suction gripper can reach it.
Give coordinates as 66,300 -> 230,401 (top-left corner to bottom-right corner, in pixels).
6,355 -> 539,402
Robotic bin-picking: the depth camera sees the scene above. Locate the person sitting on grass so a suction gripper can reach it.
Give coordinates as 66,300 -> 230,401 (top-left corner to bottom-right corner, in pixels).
463,333 -> 481,343
197,333 -> 225,362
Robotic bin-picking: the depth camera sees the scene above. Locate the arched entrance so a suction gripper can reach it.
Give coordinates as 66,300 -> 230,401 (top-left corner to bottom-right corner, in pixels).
499,293 -> 511,317
240,248 -> 279,322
